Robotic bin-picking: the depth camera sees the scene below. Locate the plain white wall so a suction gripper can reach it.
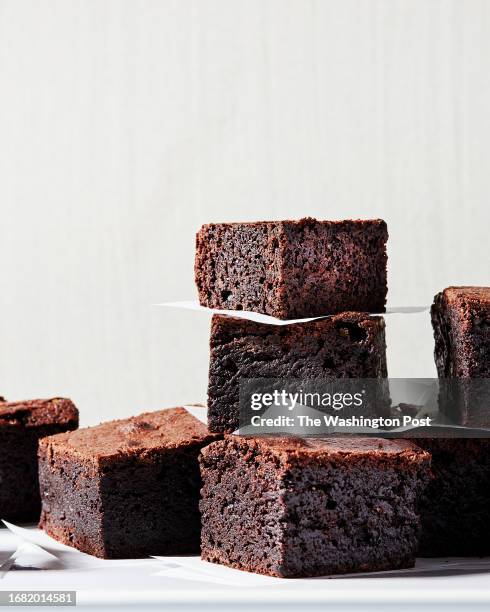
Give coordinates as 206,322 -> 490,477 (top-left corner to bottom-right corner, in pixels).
0,0 -> 488,425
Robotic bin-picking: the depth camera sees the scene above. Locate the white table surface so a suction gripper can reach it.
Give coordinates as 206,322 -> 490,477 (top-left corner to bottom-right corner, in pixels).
1,524 -> 489,612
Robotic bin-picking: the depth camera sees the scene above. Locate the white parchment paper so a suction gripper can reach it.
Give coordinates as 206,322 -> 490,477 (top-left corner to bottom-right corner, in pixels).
2,517 -> 489,586
156,301 -> 428,326
0,522 -> 154,573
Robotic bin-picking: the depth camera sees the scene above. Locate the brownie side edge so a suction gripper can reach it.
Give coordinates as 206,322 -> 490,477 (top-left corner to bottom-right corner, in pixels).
280,218 -> 388,317
195,221 -> 285,317
195,218 -> 388,319
0,410 -> 78,523
38,437 -> 105,557
199,436 -> 430,577
0,398 -> 79,430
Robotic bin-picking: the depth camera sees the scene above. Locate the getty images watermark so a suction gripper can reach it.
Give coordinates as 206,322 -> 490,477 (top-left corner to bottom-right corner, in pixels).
239,378 -> 490,437
248,388 -> 431,430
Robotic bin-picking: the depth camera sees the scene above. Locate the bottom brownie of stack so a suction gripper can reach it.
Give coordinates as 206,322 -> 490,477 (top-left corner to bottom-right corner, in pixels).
199,435 -> 431,577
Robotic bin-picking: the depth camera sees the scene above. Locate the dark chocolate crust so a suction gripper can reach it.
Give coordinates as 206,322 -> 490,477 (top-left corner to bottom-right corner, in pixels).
208,313 -> 387,433
200,436 -> 430,578
0,398 -> 78,429
38,407 -> 221,559
0,398 -> 78,522
415,438 -> 490,557
195,218 -> 388,319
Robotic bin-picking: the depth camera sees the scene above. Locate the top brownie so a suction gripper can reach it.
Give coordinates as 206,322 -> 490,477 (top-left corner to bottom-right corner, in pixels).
195,218 -> 388,319
431,286 -> 490,377
0,398 -> 78,430
44,407 -> 217,464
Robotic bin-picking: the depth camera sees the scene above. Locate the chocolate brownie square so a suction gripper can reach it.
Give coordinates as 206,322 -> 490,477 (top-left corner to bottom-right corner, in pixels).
195,218 -> 388,319
0,398 -> 78,522
208,313 -> 387,433
431,287 -> 490,426
200,436 -> 430,577
38,407 -> 220,558
415,438 -> 490,556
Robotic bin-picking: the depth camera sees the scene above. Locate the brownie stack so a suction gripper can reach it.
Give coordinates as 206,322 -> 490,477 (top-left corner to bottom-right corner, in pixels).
197,218 -> 389,434
193,217 -> 430,577
415,286 -> 490,557
34,220 -> 488,574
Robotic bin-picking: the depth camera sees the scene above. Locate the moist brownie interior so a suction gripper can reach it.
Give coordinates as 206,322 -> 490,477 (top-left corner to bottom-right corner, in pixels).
208,312 -> 387,433
38,407 -> 220,558
195,218 -> 388,318
432,286 -> 490,378
200,436 -> 430,577
431,287 -> 490,426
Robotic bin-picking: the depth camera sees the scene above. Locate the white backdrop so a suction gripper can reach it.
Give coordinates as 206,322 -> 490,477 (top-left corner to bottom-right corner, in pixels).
0,0 -> 488,425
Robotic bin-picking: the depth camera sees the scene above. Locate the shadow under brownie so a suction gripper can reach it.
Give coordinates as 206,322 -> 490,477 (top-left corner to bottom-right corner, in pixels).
200,436 -> 431,578
38,407 -> 220,558
415,437 -> 490,557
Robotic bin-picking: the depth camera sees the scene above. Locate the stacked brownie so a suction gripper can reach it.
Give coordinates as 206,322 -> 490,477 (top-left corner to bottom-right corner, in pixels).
415,286 -> 490,557
208,312 -> 388,432
199,218 -> 389,434
196,218 -> 388,318
431,286 -> 490,427
193,217 -> 431,576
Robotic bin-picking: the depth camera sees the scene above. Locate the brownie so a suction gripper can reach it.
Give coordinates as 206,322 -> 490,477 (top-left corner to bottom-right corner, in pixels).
200,436 -> 430,577
431,287 -> 490,426
38,407 -> 221,559
208,312 -> 387,433
0,398 -> 78,522
195,218 -> 388,319
432,287 -> 490,377
415,438 -> 490,556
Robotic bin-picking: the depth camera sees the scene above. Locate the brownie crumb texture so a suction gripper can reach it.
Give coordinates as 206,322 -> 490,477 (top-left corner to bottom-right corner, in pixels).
195,218 -> 388,319
431,287 -> 490,426
208,312 -> 387,433
200,436 -> 430,577
431,286 -> 490,378
38,407 -> 221,559
0,398 -> 79,522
